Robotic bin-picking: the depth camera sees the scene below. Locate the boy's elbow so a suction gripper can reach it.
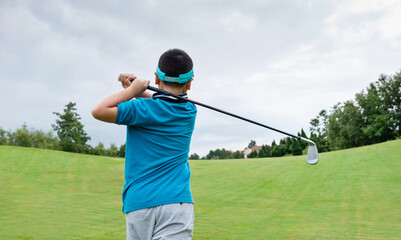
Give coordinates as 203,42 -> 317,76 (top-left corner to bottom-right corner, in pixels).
91,106 -> 118,123
91,107 -> 101,120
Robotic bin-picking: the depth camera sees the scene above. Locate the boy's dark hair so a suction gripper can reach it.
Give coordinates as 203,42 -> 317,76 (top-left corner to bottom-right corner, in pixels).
158,49 -> 193,87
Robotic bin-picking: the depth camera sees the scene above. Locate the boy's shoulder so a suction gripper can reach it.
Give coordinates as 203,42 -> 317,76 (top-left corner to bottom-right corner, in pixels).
116,94 -> 196,126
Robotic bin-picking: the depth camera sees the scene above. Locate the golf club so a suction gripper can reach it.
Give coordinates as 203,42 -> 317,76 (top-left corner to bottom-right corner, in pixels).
146,85 -> 319,165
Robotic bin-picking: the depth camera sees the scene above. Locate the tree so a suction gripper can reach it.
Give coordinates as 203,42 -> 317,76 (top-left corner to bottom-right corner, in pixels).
206,150 -> 215,160
356,73 -> 401,144
118,143 -> 126,157
92,142 -> 106,155
31,129 -> 60,150
309,110 -> 330,152
270,145 -> 282,157
247,150 -> 258,158
248,140 -> 256,148
204,148 -> 234,159
310,118 -> 320,135
258,145 -> 270,158
0,127 -> 8,145
285,137 -> 293,154
298,128 -> 308,149
290,140 -> 303,156
310,109 -> 328,137
309,132 -> 330,153
391,71 -> 401,136
52,102 -> 91,153
233,150 -> 243,159
189,153 -> 200,160
108,143 -> 119,157
13,123 -> 33,147
328,101 -> 365,149
220,148 -> 228,159
300,128 -> 307,138
213,149 -> 221,159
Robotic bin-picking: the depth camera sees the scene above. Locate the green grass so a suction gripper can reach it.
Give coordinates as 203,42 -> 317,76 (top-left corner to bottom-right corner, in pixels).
1,140 -> 401,239
0,148 -> 125,239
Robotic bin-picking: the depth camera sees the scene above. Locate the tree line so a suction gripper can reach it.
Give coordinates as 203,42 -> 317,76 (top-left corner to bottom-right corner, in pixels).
308,70 -> 400,152
0,102 -> 126,157
191,69 -> 401,159
190,129 -> 309,160
1,69 -> 399,159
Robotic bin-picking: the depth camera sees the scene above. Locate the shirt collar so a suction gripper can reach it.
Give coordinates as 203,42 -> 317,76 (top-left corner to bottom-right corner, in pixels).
152,92 -> 188,103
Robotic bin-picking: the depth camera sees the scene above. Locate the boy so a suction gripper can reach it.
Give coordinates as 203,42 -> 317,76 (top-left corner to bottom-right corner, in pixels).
92,49 -> 197,240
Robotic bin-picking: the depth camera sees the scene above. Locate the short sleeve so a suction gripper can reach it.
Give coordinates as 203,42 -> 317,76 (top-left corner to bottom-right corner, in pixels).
115,99 -> 148,126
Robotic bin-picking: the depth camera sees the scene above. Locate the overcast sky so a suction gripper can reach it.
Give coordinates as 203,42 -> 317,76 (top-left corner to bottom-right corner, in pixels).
1,0 -> 401,156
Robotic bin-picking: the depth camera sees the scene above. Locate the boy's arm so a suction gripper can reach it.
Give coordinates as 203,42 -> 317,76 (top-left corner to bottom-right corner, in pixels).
118,73 -> 153,98
92,79 -> 150,123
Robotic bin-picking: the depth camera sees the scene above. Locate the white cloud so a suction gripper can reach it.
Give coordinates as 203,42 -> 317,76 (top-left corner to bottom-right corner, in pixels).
325,0 -> 401,48
220,10 -> 256,32
1,0 -> 401,157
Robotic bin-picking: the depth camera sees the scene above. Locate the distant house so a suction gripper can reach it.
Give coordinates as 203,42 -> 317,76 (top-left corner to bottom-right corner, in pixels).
243,145 -> 262,159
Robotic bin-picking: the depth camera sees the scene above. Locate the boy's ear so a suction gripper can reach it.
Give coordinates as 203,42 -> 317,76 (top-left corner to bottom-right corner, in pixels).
154,72 -> 160,85
186,78 -> 193,90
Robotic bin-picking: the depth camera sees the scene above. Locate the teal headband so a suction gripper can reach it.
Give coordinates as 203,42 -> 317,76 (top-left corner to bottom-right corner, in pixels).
156,66 -> 194,84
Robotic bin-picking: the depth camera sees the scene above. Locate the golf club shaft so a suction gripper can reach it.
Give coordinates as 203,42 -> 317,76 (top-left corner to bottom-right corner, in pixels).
147,86 -> 302,140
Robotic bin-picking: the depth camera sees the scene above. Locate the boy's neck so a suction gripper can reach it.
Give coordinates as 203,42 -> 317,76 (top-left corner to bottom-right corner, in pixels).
158,83 -> 188,95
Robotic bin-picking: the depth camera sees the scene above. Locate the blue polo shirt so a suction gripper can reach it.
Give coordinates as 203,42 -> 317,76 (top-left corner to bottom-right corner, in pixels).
115,92 -> 197,213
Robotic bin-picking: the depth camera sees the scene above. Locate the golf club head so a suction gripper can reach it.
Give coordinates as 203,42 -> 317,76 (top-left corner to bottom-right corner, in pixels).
300,137 -> 319,165
306,144 -> 319,165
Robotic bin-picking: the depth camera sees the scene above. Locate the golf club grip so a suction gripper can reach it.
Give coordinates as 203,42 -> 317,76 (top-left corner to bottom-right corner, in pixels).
146,86 -> 301,140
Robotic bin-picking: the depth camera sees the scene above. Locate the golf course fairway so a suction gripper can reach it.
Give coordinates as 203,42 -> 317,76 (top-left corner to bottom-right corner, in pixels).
1,139 -> 400,239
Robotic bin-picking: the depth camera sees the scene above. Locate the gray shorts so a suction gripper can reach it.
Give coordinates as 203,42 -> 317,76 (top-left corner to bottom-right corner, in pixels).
126,203 -> 194,240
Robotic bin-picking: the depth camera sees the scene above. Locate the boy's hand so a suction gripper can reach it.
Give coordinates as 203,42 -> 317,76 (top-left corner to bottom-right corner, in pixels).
128,78 -> 150,97
92,78 -> 150,123
118,73 -> 137,89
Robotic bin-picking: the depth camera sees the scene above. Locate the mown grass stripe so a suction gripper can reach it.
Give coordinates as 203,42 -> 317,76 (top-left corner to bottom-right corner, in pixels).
0,140 -> 400,239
